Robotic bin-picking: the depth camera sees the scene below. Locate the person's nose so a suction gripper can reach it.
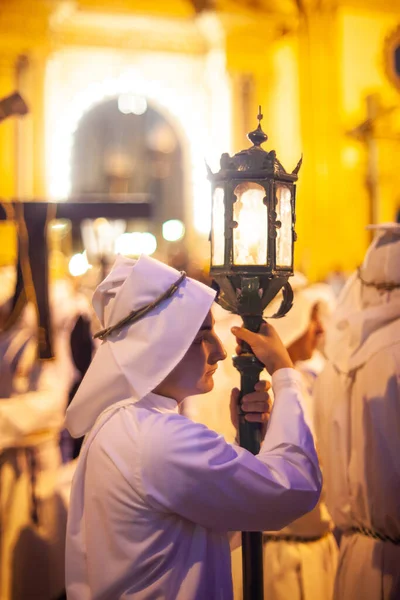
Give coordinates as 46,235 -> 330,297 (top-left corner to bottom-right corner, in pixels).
209,334 -> 227,363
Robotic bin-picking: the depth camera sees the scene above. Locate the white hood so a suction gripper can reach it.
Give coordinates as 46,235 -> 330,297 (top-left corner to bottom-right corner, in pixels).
65,254 -> 216,437
325,223 -> 400,373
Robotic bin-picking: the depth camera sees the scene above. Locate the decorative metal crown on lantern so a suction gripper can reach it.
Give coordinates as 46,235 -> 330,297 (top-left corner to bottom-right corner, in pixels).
207,107 -> 302,182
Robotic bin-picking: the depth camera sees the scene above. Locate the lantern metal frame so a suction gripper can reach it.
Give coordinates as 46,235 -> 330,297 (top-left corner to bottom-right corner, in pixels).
207,108 -> 302,600
208,109 -> 301,318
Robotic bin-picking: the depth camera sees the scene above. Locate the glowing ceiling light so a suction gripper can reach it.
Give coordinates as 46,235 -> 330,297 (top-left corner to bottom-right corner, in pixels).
69,251 -> 91,277
117,95 -> 132,115
115,232 -> 157,256
115,232 -> 137,255
139,232 -> 157,255
162,219 -> 185,242
131,96 -> 148,115
50,221 -> 68,231
117,94 -> 148,115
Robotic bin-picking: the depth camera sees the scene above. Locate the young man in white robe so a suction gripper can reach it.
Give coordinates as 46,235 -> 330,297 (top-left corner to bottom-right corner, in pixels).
314,223 -> 400,600
65,254 -> 322,600
185,275 -> 338,600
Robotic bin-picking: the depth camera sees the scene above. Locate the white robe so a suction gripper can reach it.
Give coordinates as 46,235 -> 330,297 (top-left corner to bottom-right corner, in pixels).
66,369 -> 321,600
315,312 -> 400,600
233,371 -> 338,600
231,369 -> 338,600
185,308 -> 338,600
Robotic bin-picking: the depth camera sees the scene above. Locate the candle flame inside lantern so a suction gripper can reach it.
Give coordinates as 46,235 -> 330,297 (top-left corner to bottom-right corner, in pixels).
233,182 -> 268,266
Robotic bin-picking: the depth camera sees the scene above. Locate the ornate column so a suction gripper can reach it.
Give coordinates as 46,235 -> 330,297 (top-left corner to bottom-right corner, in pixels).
296,0 -> 342,279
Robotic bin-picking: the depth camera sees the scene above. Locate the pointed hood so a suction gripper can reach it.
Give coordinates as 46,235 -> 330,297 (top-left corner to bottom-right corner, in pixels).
325,223 -> 400,373
65,254 -> 216,437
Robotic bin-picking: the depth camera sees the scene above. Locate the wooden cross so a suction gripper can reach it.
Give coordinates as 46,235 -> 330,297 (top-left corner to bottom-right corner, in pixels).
347,93 -> 400,230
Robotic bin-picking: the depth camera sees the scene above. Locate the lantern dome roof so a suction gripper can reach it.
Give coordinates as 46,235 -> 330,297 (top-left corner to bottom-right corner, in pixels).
208,106 -> 302,182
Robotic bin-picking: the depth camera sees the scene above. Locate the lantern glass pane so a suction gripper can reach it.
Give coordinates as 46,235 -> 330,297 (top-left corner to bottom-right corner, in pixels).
233,182 -> 268,266
276,185 -> 292,267
211,187 -> 225,266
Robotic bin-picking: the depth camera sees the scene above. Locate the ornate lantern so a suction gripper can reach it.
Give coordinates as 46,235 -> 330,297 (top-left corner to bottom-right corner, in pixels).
208,107 -> 302,600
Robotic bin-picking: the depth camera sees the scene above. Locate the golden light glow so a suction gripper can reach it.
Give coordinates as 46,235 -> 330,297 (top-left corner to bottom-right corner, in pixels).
2,0 -> 398,280
81,218 -> 126,257
233,182 -> 268,266
275,185 -> 292,268
0,223 -> 17,267
45,48 -> 231,236
69,251 -> 91,277
117,94 -> 147,115
211,187 -> 225,266
162,219 -> 185,242
115,232 -> 157,256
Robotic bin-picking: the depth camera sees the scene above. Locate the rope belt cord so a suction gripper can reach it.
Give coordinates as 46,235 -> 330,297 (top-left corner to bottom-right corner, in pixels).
94,271 -> 187,341
347,526 -> 400,546
357,267 -> 400,292
263,531 -> 331,544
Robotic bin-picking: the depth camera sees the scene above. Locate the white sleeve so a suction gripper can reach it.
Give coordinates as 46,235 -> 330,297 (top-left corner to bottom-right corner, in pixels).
0,361 -> 66,450
141,368 -> 322,532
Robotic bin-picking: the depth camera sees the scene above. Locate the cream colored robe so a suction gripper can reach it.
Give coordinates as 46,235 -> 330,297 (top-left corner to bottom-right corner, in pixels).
0,323 -> 67,600
0,282 -> 87,600
315,313 -> 400,600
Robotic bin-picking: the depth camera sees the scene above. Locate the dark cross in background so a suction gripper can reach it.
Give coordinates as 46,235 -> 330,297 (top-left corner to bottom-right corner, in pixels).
0,200 -> 152,359
0,200 -> 152,460
347,94 -> 400,236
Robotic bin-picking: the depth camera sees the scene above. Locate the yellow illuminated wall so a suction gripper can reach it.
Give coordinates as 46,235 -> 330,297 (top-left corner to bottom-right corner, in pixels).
269,4 -> 400,280
340,7 -> 400,227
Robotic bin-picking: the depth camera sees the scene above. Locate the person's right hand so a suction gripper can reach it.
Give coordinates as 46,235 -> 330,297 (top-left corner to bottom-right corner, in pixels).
231,321 -> 293,375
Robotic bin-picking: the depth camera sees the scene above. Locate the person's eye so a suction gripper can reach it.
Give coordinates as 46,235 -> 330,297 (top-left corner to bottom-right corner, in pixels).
193,337 -> 204,345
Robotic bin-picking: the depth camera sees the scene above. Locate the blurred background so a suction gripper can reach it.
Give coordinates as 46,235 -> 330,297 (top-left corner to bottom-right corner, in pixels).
1,4 -> 400,599
0,0 -> 400,283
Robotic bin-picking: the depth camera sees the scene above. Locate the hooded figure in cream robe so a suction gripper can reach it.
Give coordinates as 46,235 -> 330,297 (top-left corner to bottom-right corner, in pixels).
186,274 -> 338,600
0,282 -> 67,600
315,223 -> 400,600
258,277 -> 338,600
0,267 -> 92,600
65,255 -> 322,600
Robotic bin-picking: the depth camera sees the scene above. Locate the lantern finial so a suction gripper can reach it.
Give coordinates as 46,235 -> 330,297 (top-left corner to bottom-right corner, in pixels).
247,106 -> 268,148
